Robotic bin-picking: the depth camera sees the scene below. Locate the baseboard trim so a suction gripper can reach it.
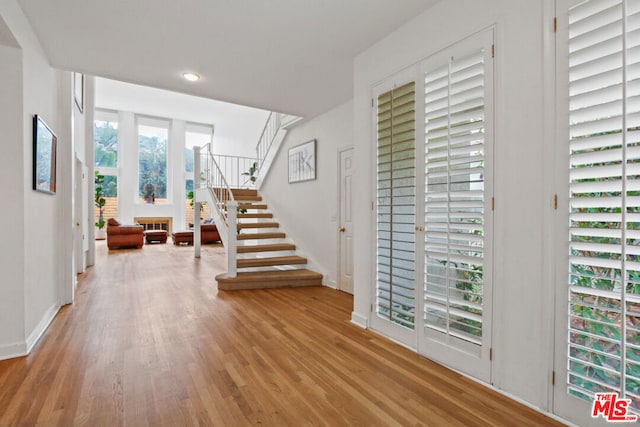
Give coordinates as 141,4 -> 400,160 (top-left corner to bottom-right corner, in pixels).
351,312 -> 368,329
325,279 -> 337,289
0,341 -> 27,361
25,303 -> 61,353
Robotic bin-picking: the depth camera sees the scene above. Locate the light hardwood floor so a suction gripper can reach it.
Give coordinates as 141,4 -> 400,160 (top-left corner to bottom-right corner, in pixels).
0,242 -> 564,426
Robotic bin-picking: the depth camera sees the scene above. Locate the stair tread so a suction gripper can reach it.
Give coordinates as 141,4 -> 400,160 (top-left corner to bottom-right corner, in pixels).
237,222 -> 279,229
234,203 -> 268,210
237,232 -> 285,240
237,255 -> 307,268
217,269 -> 322,283
230,188 -> 258,197
237,243 -> 296,253
238,213 -> 273,219
234,195 -> 262,201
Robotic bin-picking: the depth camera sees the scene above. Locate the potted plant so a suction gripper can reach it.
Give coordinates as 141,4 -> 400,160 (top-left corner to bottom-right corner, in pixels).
95,171 -> 107,240
187,190 -> 205,223
187,191 -> 205,210
142,181 -> 156,204
242,161 -> 258,187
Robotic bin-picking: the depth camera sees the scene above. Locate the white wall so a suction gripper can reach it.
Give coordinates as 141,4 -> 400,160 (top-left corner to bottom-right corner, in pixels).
260,100 -> 354,287
0,40 -> 26,358
352,0 -> 553,413
0,0 -> 72,359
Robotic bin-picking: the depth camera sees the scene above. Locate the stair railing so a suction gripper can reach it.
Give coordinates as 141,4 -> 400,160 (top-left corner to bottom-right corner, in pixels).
197,144 -> 238,277
212,154 -> 258,188
256,112 -> 281,175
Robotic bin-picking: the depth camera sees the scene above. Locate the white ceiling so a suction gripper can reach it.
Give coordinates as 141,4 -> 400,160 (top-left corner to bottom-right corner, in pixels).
18,0 -> 439,118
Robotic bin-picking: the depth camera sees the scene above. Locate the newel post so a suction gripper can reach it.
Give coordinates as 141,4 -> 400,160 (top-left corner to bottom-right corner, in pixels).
194,146 -> 201,258
227,200 -> 238,278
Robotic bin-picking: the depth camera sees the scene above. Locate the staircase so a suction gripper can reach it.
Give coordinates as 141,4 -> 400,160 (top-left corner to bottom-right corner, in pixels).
215,188 -> 323,290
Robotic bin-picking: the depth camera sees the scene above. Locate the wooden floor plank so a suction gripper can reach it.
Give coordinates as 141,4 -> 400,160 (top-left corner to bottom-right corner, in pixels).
0,242 -> 564,426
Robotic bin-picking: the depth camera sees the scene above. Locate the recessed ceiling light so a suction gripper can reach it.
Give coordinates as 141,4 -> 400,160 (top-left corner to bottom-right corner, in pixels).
183,72 -> 200,82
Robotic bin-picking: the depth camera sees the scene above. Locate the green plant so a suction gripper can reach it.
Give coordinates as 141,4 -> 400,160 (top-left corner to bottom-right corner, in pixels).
242,161 -> 258,186
187,190 -> 204,213
94,171 -> 106,230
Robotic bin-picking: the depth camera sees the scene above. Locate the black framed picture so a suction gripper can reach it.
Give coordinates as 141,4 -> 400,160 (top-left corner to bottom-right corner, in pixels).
288,139 -> 316,183
73,72 -> 84,113
33,115 -> 57,195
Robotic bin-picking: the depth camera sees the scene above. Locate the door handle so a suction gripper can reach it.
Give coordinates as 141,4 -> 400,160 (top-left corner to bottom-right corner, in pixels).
339,227 -> 346,233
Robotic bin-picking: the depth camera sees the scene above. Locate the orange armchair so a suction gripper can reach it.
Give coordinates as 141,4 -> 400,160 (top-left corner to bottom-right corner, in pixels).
106,218 -> 144,249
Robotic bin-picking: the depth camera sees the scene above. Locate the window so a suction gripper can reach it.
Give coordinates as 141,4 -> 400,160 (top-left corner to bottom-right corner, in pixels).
94,175 -> 118,225
566,0 -> 640,414
186,123 -> 212,175
94,110 -> 119,223
94,111 -> 118,168
138,117 -> 169,204
185,123 -> 212,226
376,82 -> 417,330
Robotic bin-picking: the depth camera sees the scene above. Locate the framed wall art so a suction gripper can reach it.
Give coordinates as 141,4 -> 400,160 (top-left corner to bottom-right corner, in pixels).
33,115 -> 57,195
288,139 -> 316,183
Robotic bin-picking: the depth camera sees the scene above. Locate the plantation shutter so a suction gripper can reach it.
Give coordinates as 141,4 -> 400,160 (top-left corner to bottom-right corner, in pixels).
424,49 -> 487,345
567,0 -> 640,414
376,82 -> 416,330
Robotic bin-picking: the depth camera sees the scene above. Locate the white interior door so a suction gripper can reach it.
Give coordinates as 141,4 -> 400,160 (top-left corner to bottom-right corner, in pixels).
338,147 -> 354,294
82,163 -> 89,255
74,156 -> 86,275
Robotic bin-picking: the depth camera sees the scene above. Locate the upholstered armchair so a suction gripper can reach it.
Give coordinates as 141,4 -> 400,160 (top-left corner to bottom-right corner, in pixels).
106,218 -> 144,249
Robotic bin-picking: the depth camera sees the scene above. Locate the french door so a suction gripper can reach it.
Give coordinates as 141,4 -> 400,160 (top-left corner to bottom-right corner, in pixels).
371,68 -> 419,347
418,30 -> 494,382
554,0 -> 640,423
372,30 -> 495,382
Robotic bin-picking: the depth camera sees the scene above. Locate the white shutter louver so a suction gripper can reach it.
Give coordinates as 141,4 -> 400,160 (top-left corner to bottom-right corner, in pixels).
377,82 -> 416,330
567,0 -> 640,414
424,49 -> 487,345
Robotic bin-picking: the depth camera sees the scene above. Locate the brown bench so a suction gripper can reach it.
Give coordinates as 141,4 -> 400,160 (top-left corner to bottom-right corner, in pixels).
145,229 -> 167,244
172,230 -> 194,245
